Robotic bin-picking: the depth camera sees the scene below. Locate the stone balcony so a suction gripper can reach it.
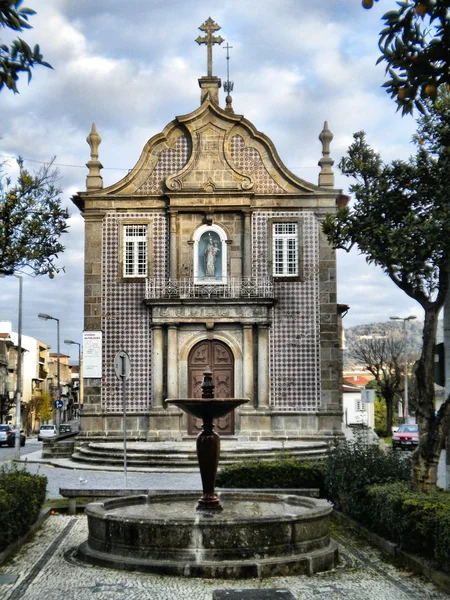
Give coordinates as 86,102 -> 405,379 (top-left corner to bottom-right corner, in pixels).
145,277 -> 275,300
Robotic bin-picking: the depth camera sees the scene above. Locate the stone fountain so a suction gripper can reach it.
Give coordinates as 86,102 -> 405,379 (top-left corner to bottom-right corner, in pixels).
77,369 -> 338,578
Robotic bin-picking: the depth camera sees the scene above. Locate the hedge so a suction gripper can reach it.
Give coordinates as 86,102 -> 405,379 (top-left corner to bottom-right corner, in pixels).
0,465 -> 47,552
366,482 -> 450,573
323,439 -> 412,523
216,456 -> 325,493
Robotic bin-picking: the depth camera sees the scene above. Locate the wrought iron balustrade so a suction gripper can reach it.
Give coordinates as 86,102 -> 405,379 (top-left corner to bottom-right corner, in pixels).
146,277 -> 274,299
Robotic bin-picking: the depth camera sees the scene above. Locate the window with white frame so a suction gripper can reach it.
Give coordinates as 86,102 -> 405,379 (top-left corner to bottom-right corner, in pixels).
356,400 -> 366,412
123,224 -> 148,277
273,222 -> 298,277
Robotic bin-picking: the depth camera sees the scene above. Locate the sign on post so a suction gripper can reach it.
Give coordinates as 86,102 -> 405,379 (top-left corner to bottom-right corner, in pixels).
54,399 -> 63,409
114,351 -> 131,381
361,389 -> 376,404
83,331 -> 102,378
114,350 -> 131,488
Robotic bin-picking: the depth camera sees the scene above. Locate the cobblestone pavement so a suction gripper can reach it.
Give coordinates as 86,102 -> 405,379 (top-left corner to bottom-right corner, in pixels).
0,516 -> 449,600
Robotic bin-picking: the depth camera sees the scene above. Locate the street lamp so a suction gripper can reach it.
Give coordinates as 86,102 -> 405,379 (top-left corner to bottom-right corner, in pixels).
0,273 -> 23,459
64,339 -> 82,415
38,313 -> 61,434
390,315 -> 417,422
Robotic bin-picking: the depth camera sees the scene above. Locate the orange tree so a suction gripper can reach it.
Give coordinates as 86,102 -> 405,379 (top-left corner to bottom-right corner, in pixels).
362,0 -> 450,115
323,94 -> 450,492
0,0 -> 51,93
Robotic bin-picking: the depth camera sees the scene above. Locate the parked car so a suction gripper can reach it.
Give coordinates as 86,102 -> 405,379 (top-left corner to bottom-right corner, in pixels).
0,424 -> 12,447
392,424 -> 419,450
0,425 -> 26,447
59,424 -> 71,433
38,424 -> 57,441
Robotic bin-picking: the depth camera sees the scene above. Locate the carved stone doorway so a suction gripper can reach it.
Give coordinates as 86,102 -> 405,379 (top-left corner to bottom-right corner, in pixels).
188,339 -> 234,435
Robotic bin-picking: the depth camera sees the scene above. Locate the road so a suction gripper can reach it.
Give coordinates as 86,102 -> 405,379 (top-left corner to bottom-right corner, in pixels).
0,438 -> 42,464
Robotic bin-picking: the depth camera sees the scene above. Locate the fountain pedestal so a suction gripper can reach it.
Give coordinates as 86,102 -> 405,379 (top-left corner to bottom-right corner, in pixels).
166,398 -> 248,510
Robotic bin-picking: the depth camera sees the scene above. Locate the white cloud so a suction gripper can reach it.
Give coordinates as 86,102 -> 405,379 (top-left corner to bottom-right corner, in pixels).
0,0 -> 428,350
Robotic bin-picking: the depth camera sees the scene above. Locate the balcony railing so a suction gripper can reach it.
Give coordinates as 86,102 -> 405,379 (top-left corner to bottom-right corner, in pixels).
146,277 -> 274,300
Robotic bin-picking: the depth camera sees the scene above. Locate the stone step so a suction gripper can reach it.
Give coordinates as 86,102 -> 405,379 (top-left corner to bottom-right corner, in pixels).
70,440 -> 328,468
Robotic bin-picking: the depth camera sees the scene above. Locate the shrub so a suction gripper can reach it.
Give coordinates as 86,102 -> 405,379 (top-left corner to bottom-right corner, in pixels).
366,482 -> 450,573
0,465 -> 47,552
216,456 -> 325,494
323,438 -> 412,522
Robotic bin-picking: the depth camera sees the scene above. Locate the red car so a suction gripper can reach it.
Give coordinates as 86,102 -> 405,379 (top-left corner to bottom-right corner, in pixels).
392,424 -> 419,450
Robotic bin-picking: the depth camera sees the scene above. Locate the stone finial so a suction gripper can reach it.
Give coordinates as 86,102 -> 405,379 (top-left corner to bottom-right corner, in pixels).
196,18 -> 224,78
318,121 -> 335,187
196,18 -> 223,105
225,94 -> 234,113
86,123 -> 103,191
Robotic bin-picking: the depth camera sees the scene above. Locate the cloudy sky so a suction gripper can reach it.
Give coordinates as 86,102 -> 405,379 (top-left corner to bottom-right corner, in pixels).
0,0 -> 425,358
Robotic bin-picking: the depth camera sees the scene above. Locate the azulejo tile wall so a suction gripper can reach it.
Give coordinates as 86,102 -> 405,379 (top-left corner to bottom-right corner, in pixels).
101,213 -> 167,412
253,211 -> 321,411
136,135 -> 191,195
230,135 -> 286,194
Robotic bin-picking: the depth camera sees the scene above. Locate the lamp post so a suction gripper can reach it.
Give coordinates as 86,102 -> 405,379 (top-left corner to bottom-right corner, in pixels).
38,313 -> 61,434
64,339 -> 81,417
0,273 -> 23,459
390,315 -> 417,423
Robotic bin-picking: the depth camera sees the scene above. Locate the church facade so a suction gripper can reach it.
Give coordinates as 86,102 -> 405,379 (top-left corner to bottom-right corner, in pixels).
72,20 -> 344,442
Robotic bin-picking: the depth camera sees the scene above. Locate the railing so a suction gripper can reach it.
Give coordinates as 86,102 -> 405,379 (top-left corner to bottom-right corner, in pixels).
146,277 -> 274,300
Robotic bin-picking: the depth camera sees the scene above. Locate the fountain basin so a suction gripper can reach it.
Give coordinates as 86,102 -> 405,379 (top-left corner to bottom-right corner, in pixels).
77,491 -> 338,578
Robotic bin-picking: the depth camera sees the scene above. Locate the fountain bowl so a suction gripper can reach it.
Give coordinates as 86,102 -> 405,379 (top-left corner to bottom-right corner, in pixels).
77,491 -> 338,578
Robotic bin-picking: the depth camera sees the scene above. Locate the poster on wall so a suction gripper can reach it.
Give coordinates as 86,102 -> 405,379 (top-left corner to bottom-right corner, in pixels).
83,331 -> 102,378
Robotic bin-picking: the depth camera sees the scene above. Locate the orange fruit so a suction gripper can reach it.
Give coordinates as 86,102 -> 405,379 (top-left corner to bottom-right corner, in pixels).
362,0 -> 374,8
397,88 -> 407,100
415,3 -> 428,16
424,84 -> 437,97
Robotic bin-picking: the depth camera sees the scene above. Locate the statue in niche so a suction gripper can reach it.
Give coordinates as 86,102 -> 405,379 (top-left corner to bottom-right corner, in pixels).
204,233 -> 220,277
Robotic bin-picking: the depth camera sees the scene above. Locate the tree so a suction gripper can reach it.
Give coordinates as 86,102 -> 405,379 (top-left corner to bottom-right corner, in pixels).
374,395 -> 388,435
0,391 -> 14,424
36,390 -> 52,423
362,0 -> 450,114
0,158 -> 69,277
348,335 -> 404,436
323,95 -> 450,492
0,0 -> 51,93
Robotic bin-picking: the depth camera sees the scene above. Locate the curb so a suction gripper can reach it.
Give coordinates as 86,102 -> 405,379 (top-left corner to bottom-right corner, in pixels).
332,510 -> 450,592
0,508 -> 52,567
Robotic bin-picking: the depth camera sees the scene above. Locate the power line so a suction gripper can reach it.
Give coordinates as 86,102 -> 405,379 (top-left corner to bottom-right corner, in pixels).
0,153 -> 318,171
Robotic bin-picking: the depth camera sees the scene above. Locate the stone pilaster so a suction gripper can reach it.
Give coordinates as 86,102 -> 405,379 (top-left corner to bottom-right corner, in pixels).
257,325 -> 270,408
243,325 -> 254,401
152,325 -> 164,408
243,210 -> 252,278
169,211 -> 178,279
167,325 -> 179,398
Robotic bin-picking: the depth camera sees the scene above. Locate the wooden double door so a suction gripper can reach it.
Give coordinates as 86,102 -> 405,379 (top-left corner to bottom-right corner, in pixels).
188,339 -> 234,435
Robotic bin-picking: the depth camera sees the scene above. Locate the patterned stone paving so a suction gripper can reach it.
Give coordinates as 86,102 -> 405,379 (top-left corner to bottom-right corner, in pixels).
1,516 -> 449,600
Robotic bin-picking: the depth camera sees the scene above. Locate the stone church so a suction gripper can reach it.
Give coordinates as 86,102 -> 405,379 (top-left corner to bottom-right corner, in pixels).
72,19 -> 344,443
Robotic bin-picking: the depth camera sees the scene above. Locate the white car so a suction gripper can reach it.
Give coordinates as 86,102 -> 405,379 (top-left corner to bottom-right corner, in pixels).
38,424 -> 57,441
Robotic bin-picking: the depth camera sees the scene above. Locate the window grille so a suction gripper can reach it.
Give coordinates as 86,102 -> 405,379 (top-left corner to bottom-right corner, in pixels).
273,222 -> 298,276
356,400 -> 367,412
124,225 -> 147,277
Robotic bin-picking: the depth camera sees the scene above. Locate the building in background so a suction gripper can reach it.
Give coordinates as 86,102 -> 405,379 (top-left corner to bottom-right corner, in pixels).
47,352 -> 76,422
342,383 -> 375,430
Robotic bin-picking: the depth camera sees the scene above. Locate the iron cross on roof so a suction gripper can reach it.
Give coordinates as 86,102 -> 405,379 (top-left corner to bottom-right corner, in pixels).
196,17 -> 224,78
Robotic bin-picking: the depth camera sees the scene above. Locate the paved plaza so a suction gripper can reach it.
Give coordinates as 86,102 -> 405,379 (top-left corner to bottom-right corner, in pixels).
1,514 -> 449,600
0,448 -> 446,599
